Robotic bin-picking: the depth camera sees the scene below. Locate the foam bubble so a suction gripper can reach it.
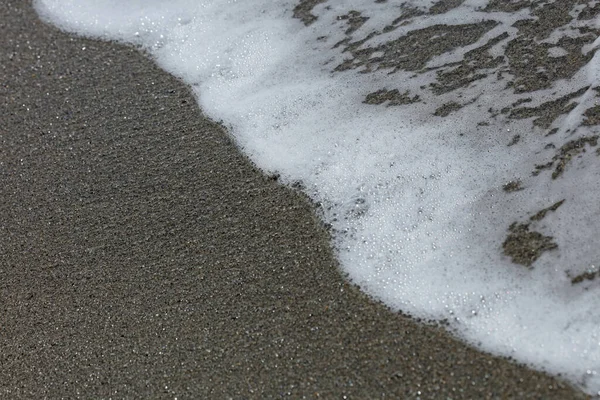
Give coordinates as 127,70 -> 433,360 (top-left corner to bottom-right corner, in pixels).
35,0 -> 600,393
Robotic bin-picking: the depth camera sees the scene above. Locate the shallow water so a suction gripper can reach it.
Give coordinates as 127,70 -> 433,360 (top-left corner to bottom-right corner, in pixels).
35,0 -> 600,393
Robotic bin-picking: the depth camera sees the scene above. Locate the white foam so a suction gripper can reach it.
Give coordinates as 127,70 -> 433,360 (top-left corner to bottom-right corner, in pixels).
35,0 -> 600,393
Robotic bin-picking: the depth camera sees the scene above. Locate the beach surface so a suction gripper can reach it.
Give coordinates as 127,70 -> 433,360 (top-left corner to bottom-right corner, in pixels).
0,1 -> 590,398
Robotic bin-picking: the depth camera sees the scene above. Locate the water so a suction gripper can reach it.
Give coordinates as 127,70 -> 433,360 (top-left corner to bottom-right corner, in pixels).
35,0 -> 600,393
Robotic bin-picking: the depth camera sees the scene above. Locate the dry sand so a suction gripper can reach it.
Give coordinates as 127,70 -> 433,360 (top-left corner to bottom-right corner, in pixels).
0,1 -> 590,399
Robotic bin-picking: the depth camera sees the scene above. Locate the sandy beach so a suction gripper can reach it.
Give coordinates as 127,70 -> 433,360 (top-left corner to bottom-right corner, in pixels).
0,1 -> 590,398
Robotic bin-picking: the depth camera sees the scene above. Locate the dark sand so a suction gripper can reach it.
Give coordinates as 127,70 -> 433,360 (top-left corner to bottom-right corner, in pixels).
0,2 -> 590,399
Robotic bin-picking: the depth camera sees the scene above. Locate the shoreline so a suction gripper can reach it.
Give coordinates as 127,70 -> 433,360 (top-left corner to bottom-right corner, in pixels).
0,1 -> 589,398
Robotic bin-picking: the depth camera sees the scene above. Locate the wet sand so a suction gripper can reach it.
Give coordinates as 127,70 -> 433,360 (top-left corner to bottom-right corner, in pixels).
0,2 -> 590,399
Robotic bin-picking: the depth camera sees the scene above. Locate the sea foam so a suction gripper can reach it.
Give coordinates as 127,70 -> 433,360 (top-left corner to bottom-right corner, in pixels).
35,0 -> 600,393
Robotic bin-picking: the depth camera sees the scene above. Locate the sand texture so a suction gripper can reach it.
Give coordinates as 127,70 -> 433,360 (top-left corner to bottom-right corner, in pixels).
0,2 -> 590,399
